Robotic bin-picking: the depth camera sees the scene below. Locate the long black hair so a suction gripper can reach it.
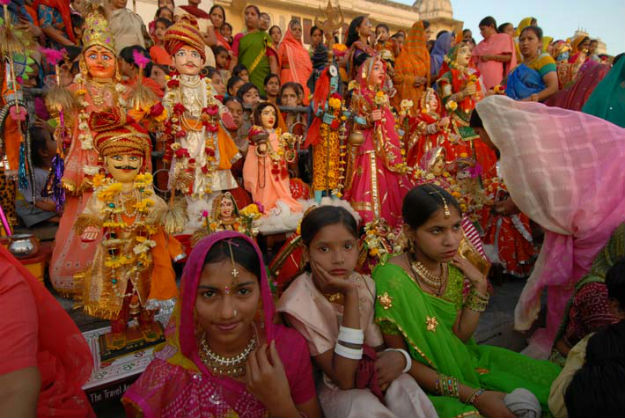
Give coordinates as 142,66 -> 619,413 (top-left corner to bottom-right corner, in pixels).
300,206 -> 359,247
402,184 -> 461,229
203,238 -> 261,279
346,16 -> 366,47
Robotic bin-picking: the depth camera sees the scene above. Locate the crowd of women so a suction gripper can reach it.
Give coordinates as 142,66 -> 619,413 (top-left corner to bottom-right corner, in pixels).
1,0 -> 625,417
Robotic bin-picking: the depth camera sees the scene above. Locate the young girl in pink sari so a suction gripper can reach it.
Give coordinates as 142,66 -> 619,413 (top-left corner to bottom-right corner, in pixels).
344,57 -> 412,229
122,231 -> 321,417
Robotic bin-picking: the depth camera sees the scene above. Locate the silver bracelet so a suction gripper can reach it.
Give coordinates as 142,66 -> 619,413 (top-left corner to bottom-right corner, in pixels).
385,348 -> 412,373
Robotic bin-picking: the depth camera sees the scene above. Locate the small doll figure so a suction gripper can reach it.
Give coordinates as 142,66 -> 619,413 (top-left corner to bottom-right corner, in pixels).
437,44 -> 497,179
191,191 -> 259,246
242,102 -> 302,214
405,88 -> 458,168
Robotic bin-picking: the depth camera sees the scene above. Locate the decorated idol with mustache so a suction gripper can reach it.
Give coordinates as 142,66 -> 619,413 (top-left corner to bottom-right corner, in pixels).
156,15 -> 241,234
73,108 -> 184,350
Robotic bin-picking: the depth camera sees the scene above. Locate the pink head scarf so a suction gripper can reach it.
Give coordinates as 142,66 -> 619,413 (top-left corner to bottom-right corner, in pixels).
476,96 -> 625,358
179,231 -> 276,367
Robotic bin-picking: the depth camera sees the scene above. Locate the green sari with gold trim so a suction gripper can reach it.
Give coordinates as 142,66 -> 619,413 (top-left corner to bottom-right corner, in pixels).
373,263 -> 561,418
238,31 -> 274,96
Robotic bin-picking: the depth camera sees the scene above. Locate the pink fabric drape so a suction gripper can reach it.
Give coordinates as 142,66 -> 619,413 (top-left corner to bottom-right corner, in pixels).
476,96 -> 625,358
472,33 -> 516,90
545,60 -> 610,111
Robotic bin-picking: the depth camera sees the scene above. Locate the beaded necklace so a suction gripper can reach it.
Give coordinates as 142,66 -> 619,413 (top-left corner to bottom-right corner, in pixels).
199,328 -> 258,377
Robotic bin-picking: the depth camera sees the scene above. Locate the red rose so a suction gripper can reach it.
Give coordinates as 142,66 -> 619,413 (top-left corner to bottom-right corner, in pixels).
173,103 -> 186,115
175,129 -> 187,138
205,104 -> 219,116
167,79 -> 180,88
205,148 -> 215,157
201,165 -> 209,174
188,158 -> 196,164
281,168 -> 288,178
149,102 -> 165,117
331,92 -> 342,100
330,119 -> 340,130
205,123 -> 218,133
174,148 -> 190,159
271,168 -> 280,175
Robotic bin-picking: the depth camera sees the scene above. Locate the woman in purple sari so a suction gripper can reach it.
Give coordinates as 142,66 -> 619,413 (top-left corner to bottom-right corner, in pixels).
123,231 -> 321,418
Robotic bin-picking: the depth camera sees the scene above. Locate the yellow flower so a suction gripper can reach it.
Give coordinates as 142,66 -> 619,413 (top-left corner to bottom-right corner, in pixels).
333,43 -> 347,52
75,89 -> 87,96
328,97 -> 342,110
92,173 -> 106,188
240,204 -> 261,218
369,248 -> 379,256
446,100 -> 458,111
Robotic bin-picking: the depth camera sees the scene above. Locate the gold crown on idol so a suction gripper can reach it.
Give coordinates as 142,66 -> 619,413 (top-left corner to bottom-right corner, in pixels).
82,10 -> 116,53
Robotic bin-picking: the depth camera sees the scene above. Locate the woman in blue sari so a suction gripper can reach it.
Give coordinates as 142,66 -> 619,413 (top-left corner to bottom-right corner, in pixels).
506,26 -> 558,101
430,31 -> 454,79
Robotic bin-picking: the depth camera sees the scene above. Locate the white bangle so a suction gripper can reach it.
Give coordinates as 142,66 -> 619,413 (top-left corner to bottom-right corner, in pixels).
385,348 -> 412,373
335,342 -> 363,360
338,326 -> 364,345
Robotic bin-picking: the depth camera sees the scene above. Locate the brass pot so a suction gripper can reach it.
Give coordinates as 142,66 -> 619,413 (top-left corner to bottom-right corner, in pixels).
8,234 -> 40,258
348,130 -> 364,146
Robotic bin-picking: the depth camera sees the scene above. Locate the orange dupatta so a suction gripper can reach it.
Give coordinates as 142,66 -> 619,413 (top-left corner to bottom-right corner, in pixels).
392,21 -> 430,114
278,28 -> 313,104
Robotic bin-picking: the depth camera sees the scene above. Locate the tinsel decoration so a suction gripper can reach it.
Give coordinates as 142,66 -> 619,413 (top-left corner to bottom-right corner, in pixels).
18,141 -> 27,189
44,153 -> 65,213
127,49 -> 158,114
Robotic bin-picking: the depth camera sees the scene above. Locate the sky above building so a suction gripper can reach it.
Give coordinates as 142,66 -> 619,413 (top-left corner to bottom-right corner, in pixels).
397,0 -> 625,55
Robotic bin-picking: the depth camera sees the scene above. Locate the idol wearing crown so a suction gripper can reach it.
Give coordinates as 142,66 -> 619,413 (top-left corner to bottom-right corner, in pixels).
73,108 -> 184,351
50,8 -> 131,295
155,15 -> 240,233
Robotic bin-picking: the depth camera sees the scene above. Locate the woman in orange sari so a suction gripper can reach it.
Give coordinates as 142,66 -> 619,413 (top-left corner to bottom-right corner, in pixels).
278,19 -> 313,105
392,21 -> 430,115
209,5 -> 233,61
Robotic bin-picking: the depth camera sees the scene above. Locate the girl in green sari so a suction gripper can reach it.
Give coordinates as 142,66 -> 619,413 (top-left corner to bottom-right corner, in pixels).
232,5 -> 279,96
373,184 -> 561,418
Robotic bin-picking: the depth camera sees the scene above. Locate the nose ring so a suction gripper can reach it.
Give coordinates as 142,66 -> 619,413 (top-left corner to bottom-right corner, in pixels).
233,309 -> 238,317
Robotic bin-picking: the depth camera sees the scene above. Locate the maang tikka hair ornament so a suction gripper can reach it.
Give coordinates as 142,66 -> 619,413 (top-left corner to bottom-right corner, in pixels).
428,186 -> 451,218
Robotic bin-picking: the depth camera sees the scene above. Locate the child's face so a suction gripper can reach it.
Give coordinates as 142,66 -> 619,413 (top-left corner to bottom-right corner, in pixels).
221,24 -> 232,38
239,69 -> 249,82
154,22 -> 167,41
211,73 -> 226,96
226,100 -> 243,128
242,87 -> 260,105
230,79 -> 245,96
216,51 -> 229,68
376,26 -> 389,42
150,65 -> 167,89
305,223 -> 359,283
265,77 -> 280,97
